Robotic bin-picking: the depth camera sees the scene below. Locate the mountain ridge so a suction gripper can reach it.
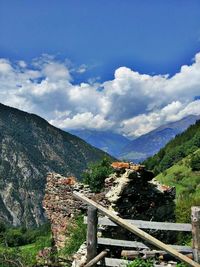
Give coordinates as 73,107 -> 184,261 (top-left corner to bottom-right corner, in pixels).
0,103 -> 112,227
69,115 -> 200,162
120,114 -> 200,162
144,119 -> 200,174
68,129 -> 130,157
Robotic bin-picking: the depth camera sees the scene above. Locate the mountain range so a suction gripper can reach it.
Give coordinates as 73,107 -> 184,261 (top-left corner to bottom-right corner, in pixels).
69,129 -> 130,157
0,103 -> 111,227
120,114 -> 200,162
70,115 -> 200,162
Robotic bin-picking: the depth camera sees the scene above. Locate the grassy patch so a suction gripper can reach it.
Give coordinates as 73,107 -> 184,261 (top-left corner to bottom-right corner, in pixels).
60,215 -> 86,258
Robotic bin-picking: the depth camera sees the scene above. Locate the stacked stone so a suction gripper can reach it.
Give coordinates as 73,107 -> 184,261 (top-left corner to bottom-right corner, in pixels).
43,173 -> 92,249
105,165 -> 175,222
103,163 -> 176,244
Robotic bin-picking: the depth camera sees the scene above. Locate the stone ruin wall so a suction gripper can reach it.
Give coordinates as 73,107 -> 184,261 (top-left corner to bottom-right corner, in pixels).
42,173 -> 107,249
43,163 -> 176,251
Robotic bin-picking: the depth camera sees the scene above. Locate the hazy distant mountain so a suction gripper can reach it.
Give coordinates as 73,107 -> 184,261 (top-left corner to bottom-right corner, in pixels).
120,115 -> 200,162
0,103 -> 111,227
69,129 -> 130,157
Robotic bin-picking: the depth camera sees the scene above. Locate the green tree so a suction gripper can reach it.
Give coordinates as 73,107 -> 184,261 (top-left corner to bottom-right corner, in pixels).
190,152 -> 200,171
82,157 -> 113,192
4,229 -> 25,247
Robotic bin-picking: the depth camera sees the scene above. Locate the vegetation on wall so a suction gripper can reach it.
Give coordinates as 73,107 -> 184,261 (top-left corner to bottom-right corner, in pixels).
61,215 -> 86,258
82,157 -> 113,192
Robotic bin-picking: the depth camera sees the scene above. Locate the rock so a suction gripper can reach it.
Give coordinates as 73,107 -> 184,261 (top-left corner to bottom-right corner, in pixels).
72,243 -> 87,267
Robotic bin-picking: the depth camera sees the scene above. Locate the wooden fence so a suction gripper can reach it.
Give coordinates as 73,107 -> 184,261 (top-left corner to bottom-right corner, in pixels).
73,192 -> 200,267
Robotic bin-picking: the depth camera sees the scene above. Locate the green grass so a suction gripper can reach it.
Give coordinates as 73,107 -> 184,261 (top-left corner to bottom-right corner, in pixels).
126,259 -> 187,267
126,259 -> 154,267
60,215 -> 86,258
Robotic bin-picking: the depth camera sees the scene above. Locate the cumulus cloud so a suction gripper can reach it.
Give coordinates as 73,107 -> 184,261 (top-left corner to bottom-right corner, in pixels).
50,112 -> 114,130
0,53 -> 200,137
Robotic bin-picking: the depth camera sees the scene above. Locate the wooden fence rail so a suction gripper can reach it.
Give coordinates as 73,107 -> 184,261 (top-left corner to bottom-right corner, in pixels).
84,216 -> 192,231
73,192 -> 200,267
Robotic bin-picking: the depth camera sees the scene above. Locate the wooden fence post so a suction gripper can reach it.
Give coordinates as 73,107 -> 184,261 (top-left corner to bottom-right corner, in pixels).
191,206 -> 200,263
87,206 -> 98,264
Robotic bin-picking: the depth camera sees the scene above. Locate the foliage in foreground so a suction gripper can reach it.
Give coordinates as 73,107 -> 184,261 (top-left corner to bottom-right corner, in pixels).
0,223 -> 51,267
82,157 -> 113,192
126,258 -> 153,267
126,258 -> 187,267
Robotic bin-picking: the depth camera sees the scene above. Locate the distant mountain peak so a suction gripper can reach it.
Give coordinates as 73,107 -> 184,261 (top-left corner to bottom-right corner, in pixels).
119,114 -> 200,162
69,129 -> 130,157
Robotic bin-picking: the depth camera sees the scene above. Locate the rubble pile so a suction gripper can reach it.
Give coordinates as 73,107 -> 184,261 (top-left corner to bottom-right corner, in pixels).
103,163 -> 176,244
105,162 -> 175,222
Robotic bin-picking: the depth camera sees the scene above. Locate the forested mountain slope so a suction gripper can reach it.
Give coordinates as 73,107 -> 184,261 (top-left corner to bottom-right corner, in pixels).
144,120 -> 200,174
155,149 -> 200,222
0,103 -> 111,227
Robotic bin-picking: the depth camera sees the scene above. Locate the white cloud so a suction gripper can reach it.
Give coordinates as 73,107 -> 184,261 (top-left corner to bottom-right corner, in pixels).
50,112 -> 114,130
17,60 -> 27,68
0,53 -> 200,137
42,62 -> 71,81
76,64 -> 87,73
0,59 -> 13,73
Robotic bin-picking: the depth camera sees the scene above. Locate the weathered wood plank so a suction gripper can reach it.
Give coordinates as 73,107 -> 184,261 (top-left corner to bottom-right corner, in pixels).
98,238 -> 192,252
98,237 -> 149,249
121,250 -> 193,260
87,207 -> 98,264
84,216 -> 191,231
192,207 -> 200,263
74,192 -> 199,267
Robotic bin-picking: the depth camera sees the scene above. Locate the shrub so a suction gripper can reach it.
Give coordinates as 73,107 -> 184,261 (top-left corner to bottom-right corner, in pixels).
82,157 -> 113,192
4,229 -> 25,247
190,153 -> 200,171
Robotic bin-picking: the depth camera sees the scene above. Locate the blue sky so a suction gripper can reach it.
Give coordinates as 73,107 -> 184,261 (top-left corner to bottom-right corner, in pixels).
1,0 -> 200,79
0,1 -> 200,136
